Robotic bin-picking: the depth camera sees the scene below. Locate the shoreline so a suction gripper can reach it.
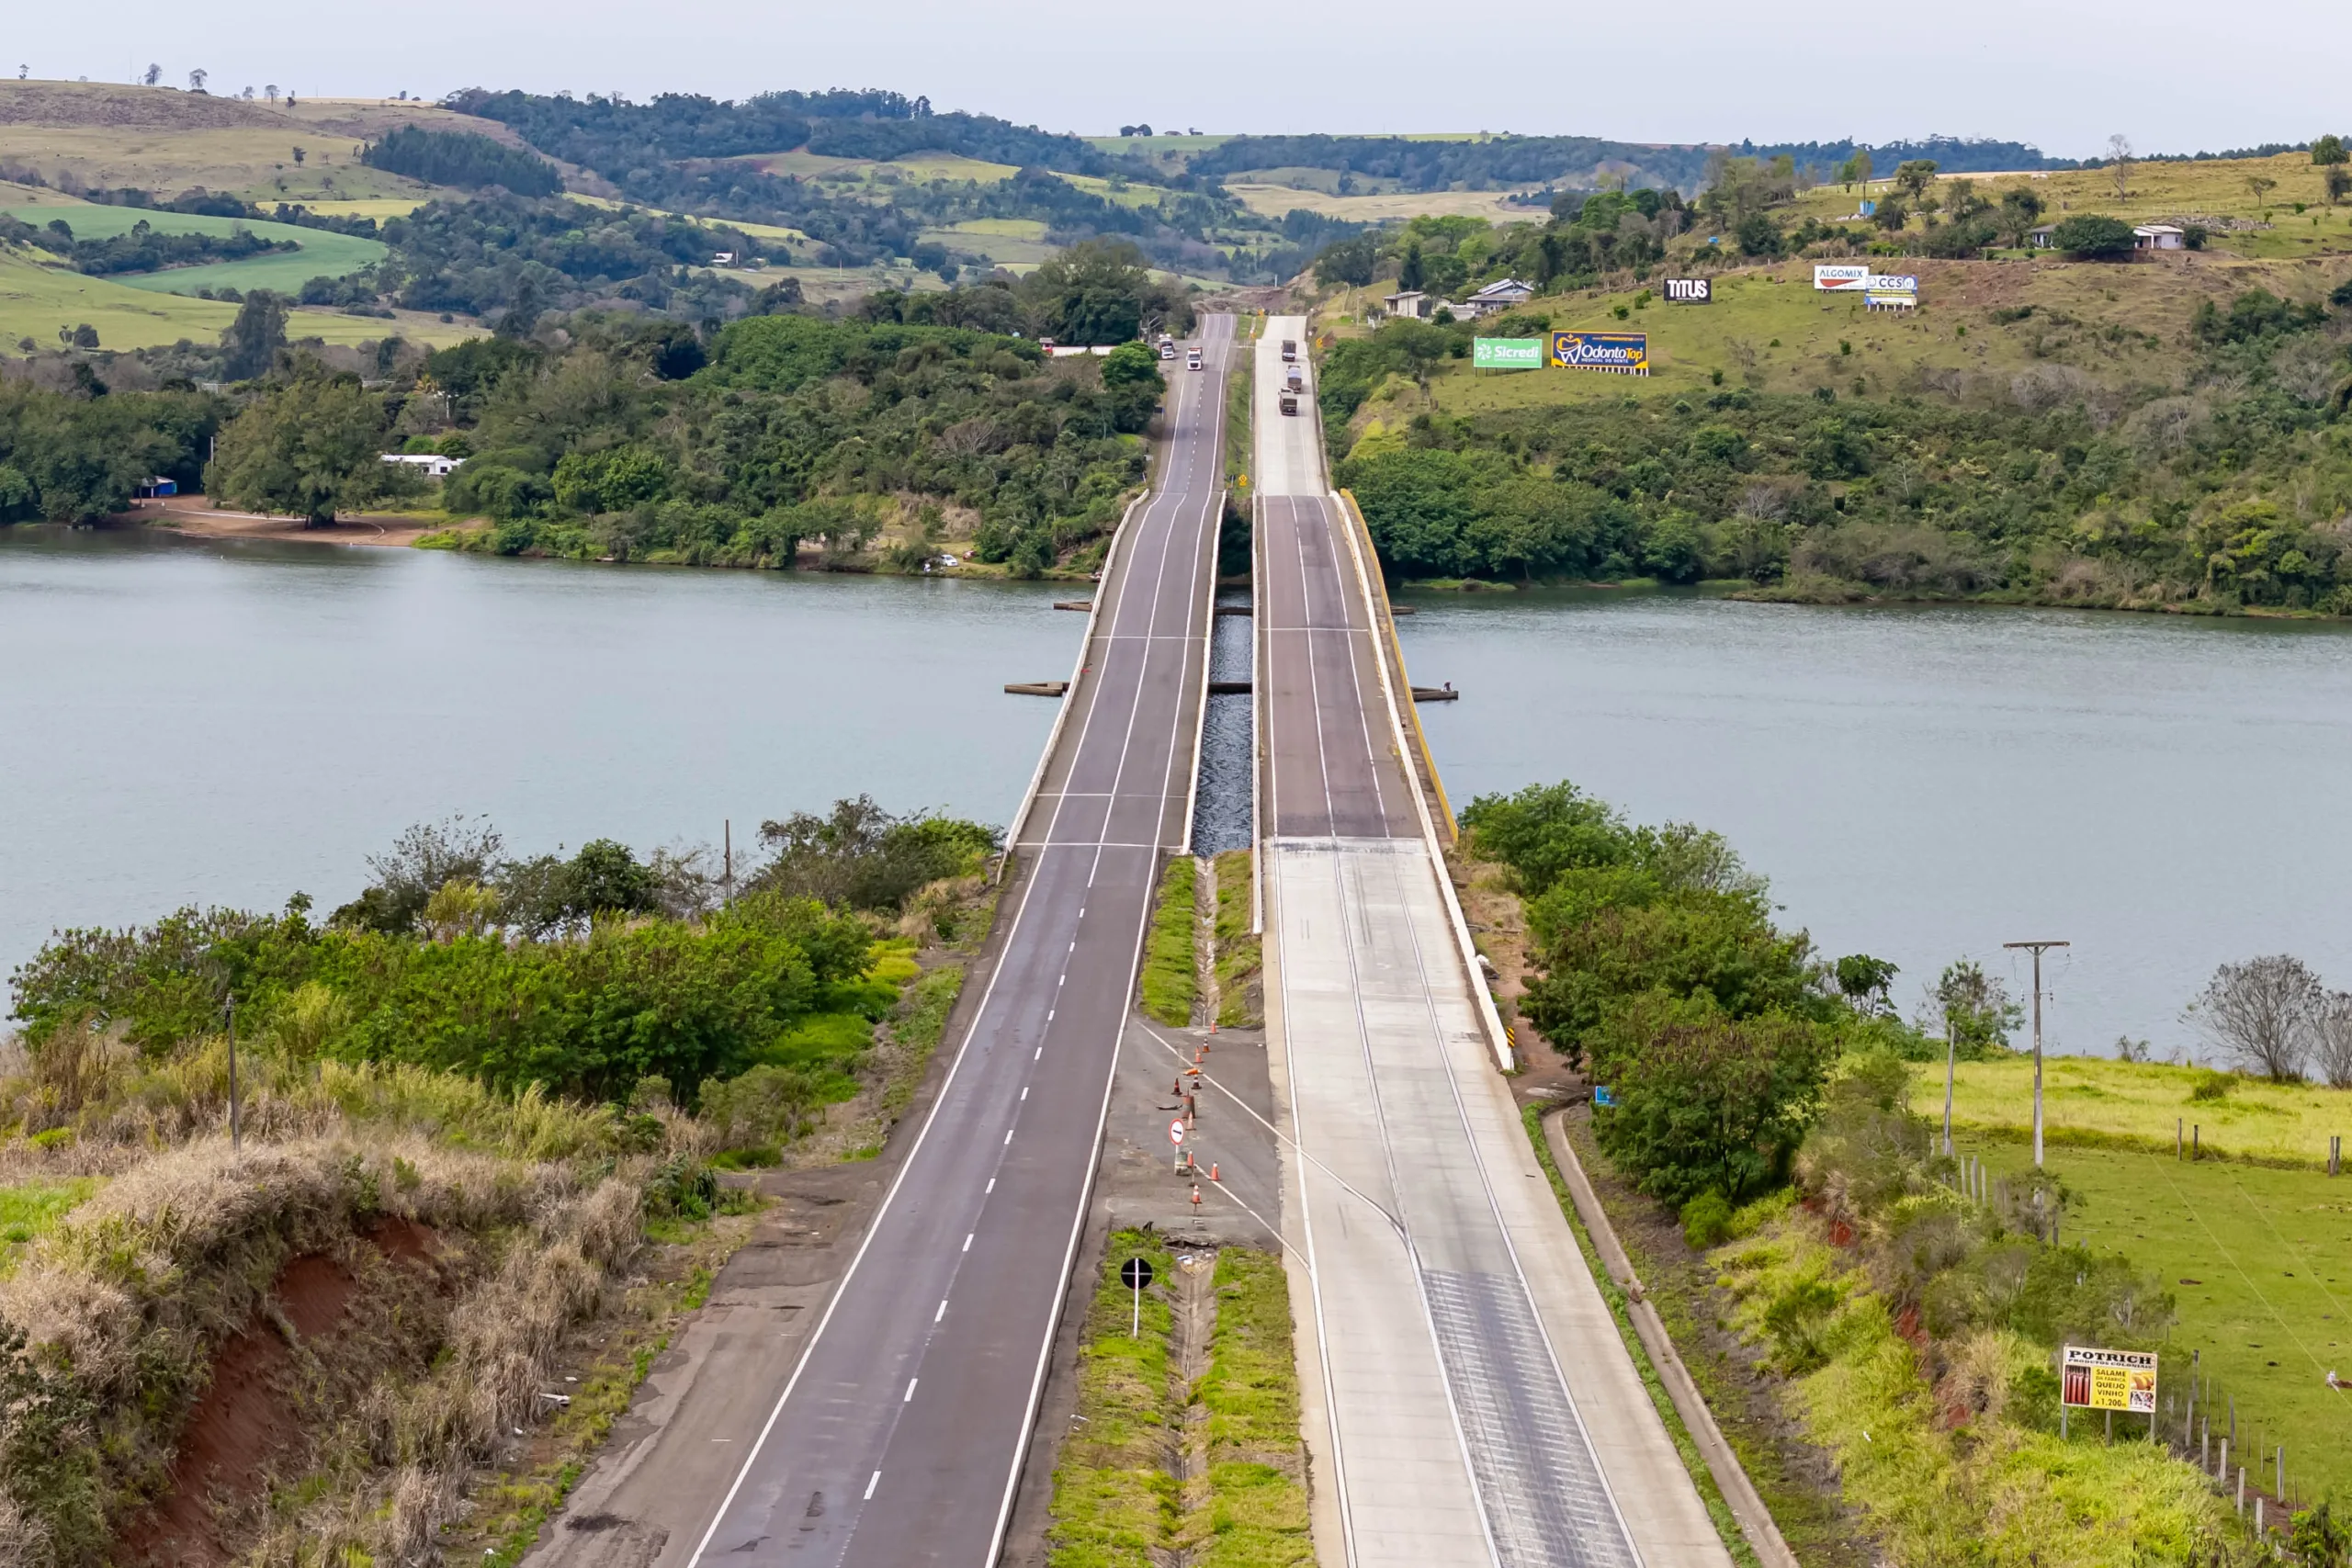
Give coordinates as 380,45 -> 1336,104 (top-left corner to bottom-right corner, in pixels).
122,499 -> 435,548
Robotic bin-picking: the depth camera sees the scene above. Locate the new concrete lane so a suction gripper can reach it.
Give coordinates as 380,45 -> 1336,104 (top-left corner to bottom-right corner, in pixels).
684,317 -> 1230,1568
1253,315 -> 1733,1568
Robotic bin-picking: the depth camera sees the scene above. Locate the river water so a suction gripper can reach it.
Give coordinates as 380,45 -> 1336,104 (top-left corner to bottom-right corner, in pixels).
1396,587 -> 2352,1059
8,529 -> 2351,1059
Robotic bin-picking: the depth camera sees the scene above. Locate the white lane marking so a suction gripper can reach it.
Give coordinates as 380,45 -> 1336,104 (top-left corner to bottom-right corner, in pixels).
865,1471 -> 881,1500
936,1299 -> 947,1323
1035,1046 -> 1043,1060
904,1379 -> 919,1403
1069,941 -> 1077,953
964,1233 -> 975,1251
1021,1087 -> 1030,1100
1004,1128 -> 1014,1145
987,1177 -> 996,1192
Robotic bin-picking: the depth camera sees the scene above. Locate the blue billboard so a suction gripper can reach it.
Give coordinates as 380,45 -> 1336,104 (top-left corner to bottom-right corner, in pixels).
1550,331 -> 1649,375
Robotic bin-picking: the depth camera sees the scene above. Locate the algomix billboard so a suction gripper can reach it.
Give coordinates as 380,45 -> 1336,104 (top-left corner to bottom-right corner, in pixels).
1473,336 -> 1545,370
1814,264 -> 1871,291
1550,331 -> 1649,374
1662,277 -> 1712,303
2061,1346 -> 2156,1414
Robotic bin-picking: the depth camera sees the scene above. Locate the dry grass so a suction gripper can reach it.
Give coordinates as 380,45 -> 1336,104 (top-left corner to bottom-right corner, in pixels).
1227,183 -> 1534,224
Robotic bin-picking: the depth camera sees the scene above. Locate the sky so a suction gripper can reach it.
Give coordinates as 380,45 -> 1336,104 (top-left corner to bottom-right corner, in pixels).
10,0 -> 2347,162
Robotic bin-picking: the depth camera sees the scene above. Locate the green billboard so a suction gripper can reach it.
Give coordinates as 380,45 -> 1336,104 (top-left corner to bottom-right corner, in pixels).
1472,336 -> 1544,370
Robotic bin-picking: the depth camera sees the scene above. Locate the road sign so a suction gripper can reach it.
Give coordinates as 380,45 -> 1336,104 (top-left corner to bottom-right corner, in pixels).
1169,1119 -> 1186,1145
1120,1258 -> 1155,1291
1593,1086 -> 1616,1108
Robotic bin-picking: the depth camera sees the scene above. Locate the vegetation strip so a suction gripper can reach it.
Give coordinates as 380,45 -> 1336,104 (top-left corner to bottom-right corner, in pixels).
1210,851 -> 1262,1030
1141,856 -> 1201,1026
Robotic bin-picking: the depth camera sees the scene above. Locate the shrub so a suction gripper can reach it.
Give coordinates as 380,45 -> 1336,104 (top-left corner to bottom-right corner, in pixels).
1680,1190 -> 1736,1248
1590,1000 -> 1835,1206
2048,215 -> 2137,258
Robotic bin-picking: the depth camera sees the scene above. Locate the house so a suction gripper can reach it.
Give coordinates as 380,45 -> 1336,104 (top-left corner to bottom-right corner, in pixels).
1382,288 -> 1430,320
711,251 -> 737,265
382,453 -> 465,479
2132,223 -> 2185,251
133,478 -> 177,500
2027,225 -> 2058,249
1461,277 -> 1534,315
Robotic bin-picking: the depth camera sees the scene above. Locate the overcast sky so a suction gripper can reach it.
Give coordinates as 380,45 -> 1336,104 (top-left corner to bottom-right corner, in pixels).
13,0 -> 2347,161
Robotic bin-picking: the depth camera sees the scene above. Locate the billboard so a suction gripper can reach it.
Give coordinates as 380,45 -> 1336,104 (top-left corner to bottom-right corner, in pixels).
2062,1347 -> 2156,1414
1814,264 -> 1871,291
1550,331 -> 1649,374
1473,336 -> 1545,370
1866,274 -> 1919,295
1661,277 -> 1712,303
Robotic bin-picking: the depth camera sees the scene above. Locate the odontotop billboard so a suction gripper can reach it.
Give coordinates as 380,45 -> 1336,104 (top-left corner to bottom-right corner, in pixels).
1814,264 -> 1871,291
1550,331 -> 1649,374
1473,336 -> 1545,370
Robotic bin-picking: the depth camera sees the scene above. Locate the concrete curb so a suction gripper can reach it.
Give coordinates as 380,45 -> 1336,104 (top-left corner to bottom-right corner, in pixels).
1543,1111 -> 1801,1568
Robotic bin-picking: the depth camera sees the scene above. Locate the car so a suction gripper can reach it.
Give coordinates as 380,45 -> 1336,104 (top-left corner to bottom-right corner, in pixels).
1160,344 -> 1177,359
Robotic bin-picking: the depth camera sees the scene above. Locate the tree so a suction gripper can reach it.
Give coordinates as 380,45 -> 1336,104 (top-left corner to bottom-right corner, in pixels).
2312,134 -> 2346,166
1928,960 -> 2021,1058
187,68 -> 207,93
1849,148 -> 1874,189
2185,954 -> 2321,1080
2107,133 -> 2133,198
142,63 -> 162,85
1397,239 -> 1426,292
1021,238 -> 1170,344
2326,165 -> 2352,208
1893,159 -> 1939,203
220,289 -> 290,380
1835,954 -> 1898,1014
2311,992 -> 2352,1089
2048,213 -> 2136,257
291,144 -> 307,165
2246,173 -> 2278,216
1995,186 -> 2045,246
1590,1004 -> 1836,1206
265,84 -> 279,103
1735,211 -> 1782,258
1313,232 -> 1376,288
1871,197 -> 1908,232
206,370 -> 419,526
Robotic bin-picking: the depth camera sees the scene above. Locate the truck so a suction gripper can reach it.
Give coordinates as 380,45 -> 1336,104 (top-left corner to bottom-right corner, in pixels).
1284,364 -> 1305,390
1280,339 -> 1298,362
1278,391 -> 1299,416
1186,347 -> 1204,371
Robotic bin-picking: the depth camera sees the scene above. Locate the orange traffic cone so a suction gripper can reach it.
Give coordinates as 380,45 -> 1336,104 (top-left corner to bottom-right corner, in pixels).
1210,1163 -> 1219,1182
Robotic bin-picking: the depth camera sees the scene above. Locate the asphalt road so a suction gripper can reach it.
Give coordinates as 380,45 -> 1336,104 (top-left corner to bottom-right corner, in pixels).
681,317 -> 1231,1568
1252,316 -> 1732,1568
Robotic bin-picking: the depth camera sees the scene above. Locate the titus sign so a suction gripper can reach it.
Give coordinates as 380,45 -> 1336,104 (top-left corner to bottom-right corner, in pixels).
1661,277 -> 1711,303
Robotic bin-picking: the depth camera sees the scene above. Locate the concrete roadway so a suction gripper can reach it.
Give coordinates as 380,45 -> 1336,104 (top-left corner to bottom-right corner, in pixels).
1252,317 -> 1732,1568
676,317 -> 1232,1568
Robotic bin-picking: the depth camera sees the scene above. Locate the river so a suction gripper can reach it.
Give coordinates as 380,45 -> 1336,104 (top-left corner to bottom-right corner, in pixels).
1396,586 -> 2352,1059
8,529 -> 2351,1059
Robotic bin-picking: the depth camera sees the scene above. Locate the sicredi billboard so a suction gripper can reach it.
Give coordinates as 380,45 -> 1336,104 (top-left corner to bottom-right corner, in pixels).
1814,265 -> 1871,291
1662,277 -> 1711,303
1866,274 -> 1919,295
1551,332 -> 1648,373
1472,337 -> 1545,370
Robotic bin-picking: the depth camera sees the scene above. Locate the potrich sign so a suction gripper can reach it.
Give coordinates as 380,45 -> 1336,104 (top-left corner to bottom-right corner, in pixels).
2062,1346 -> 2156,1414
1814,264 -> 1871,291
1472,336 -> 1545,370
1550,331 -> 1649,374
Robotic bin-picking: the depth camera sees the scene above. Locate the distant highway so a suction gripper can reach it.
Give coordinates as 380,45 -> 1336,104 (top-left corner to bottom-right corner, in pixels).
1252,316 -> 1733,1568
678,317 -> 1231,1568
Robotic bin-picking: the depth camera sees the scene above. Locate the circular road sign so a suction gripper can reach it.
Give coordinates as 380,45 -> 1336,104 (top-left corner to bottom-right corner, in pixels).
1168,1118 -> 1186,1146
1121,1257 -> 1154,1291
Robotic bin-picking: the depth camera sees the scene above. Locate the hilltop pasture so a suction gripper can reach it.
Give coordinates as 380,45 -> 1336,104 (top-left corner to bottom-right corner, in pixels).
2,204 -> 388,296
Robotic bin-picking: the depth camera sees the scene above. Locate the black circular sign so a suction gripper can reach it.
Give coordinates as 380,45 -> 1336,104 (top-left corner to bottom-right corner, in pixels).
1119,1257 -> 1154,1290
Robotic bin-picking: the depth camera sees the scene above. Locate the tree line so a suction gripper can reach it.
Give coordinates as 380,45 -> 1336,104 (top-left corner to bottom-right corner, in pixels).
360,124 -> 564,197
0,213 -> 298,276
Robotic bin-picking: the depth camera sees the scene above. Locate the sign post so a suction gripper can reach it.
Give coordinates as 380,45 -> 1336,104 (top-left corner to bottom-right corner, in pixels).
2062,1345 -> 2156,1441
1169,1116 -> 1186,1174
1120,1256 -> 1154,1337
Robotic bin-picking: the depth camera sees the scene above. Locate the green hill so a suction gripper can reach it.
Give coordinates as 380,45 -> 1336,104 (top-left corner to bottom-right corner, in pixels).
2,204 -> 387,296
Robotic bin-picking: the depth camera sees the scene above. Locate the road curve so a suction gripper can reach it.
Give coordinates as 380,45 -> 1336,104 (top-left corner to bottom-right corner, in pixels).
684,316 -> 1232,1568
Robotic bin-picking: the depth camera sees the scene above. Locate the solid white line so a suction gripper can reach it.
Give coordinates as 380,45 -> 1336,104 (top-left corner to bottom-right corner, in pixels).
964,1233 -> 975,1250
865,1471 -> 881,1501
1021,1087 -> 1029,1100
987,1177 -> 996,1192
904,1379 -> 919,1403
936,1300 -> 947,1323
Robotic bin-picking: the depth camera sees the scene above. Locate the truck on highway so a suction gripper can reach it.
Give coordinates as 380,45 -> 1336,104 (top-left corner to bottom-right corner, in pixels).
1278,391 -> 1299,415
1284,364 -> 1305,391
1280,339 -> 1298,362
1186,346 -> 1204,371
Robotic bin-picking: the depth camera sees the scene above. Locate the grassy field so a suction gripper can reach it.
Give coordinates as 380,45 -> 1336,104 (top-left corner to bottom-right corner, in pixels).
3,204 -> 387,295
291,196 -> 430,222
0,122 -> 427,204
1964,1136 -> 2352,1505
747,149 -> 1022,186
0,1176 -> 100,1259
1227,183 -> 1533,224
0,246 -> 474,351
1321,245 -> 2352,425
1141,855 -> 1200,1026
1791,151 -> 2352,263
1912,1056 -> 2352,1168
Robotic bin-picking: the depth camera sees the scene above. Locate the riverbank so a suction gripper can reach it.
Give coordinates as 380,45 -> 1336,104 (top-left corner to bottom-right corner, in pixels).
123,495 -> 437,547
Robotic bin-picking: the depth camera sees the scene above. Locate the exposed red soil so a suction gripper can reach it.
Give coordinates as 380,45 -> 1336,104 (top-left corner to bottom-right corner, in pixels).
117,1222 -> 446,1568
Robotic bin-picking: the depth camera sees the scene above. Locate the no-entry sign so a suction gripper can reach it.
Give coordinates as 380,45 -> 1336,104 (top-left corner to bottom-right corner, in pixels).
1168,1118 -> 1187,1145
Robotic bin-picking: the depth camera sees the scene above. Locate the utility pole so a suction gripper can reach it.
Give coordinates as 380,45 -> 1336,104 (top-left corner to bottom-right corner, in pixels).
2004,940 -> 2069,1168
723,818 -> 733,906
225,993 -> 242,1155
1942,1000 -> 1957,1159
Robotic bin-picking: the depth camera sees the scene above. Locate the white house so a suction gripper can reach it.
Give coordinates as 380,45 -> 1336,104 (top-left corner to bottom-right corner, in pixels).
1462,277 -> 1535,315
382,453 -> 465,479
1382,288 -> 1430,320
2132,223 -> 2185,251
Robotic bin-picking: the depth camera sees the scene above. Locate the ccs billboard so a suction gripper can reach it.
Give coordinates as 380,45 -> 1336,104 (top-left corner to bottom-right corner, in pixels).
1661,277 -> 1712,303
1550,331 -> 1649,375
1814,264 -> 1871,291
2061,1347 -> 2156,1414
1866,274 -> 1919,295
1472,336 -> 1545,370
